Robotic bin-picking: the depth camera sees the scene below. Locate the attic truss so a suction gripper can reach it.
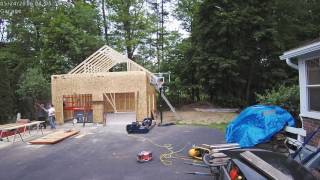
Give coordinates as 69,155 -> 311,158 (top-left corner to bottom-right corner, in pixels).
68,45 -> 155,79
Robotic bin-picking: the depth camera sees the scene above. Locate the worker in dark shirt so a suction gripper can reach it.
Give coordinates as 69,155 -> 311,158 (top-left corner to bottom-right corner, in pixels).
37,104 -> 47,129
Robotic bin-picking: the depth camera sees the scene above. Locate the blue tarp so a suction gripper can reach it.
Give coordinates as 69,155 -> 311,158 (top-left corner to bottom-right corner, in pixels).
225,105 -> 295,148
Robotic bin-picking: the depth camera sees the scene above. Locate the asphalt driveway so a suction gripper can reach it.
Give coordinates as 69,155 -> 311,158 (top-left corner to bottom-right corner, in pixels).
0,124 -> 225,180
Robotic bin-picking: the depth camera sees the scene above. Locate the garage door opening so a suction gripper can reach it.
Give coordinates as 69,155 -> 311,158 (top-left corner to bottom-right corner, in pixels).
103,92 -> 136,126
63,94 -> 93,123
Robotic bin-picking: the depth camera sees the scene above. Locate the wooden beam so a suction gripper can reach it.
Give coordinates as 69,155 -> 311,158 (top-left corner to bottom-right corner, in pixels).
104,93 -> 117,112
124,93 -> 127,111
85,53 -> 107,72
90,53 -> 113,71
69,46 -> 108,74
152,94 -> 155,110
110,93 -> 117,112
99,60 -> 114,71
135,91 -> 139,121
82,53 -> 112,73
68,45 -> 156,81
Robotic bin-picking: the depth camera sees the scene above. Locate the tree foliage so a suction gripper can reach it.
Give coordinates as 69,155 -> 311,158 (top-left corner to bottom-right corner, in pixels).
16,67 -> 50,102
15,67 -> 50,121
174,0 -> 201,32
256,85 -> 300,119
1,1 -> 104,119
39,2 -> 104,75
107,0 -> 156,60
163,0 -> 320,108
0,61 -> 14,123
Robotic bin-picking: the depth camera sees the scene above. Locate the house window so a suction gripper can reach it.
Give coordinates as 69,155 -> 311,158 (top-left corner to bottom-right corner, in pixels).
306,58 -> 320,112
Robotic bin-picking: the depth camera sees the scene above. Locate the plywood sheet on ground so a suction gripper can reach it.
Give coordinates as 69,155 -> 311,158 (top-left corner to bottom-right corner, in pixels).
29,130 -> 80,144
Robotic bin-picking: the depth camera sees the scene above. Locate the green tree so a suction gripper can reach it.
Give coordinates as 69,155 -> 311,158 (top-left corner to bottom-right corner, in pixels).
39,1 -> 104,75
174,0 -> 201,32
107,0 -> 156,60
1,1 -> 104,118
0,42 -> 34,122
16,67 -> 50,119
16,67 -> 50,102
188,0 -> 319,107
160,32 -> 195,104
0,61 -> 14,123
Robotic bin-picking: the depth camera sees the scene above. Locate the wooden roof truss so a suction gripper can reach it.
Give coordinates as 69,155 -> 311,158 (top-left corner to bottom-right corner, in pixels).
68,45 -> 180,119
68,45 -> 155,79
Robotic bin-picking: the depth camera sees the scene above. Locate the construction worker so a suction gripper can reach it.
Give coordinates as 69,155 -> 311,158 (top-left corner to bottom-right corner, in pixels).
41,104 -> 56,129
37,104 -> 47,129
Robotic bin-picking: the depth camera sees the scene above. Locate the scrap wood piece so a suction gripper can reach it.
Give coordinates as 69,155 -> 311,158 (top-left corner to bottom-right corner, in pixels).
240,151 -> 292,180
29,130 -> 80,145
104,93 -> 117,112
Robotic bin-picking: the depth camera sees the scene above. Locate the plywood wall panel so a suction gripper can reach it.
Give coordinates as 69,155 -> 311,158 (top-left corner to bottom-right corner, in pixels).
92,103 -> 104,123
52,71 -> 149,123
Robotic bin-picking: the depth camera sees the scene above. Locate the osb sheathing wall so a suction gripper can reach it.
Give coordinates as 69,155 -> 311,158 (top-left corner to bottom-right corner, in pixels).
63,94 -> 92,120
104,93 -> 135,112
146,76 -> 157,117
51,71 -> 156,124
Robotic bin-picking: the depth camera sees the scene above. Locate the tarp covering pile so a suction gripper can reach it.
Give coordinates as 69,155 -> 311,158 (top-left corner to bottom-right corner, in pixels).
225,105 -> 295,147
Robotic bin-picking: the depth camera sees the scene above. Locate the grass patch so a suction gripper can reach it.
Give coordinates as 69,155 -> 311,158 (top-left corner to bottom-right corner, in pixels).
207,122 -> 229,132
176,121 -> 229,132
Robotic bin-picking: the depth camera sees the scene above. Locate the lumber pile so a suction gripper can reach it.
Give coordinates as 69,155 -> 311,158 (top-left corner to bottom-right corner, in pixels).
29,130 -> 79,144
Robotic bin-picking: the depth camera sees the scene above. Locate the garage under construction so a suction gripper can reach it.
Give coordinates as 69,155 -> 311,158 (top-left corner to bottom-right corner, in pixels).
51,45 -> 177,124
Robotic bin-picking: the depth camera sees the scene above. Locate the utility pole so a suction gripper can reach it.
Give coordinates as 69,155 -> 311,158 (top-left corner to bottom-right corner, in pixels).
158,0 -> 167,72
150,0 -> 167,72
0,19 -> 4,42
160,0 -> 164,72
101,0 -> 108,43
155,1 -> 160,72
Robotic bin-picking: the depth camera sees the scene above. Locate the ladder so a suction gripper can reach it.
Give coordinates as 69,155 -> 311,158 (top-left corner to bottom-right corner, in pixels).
160,91 -> 181,119
151,76 -> 181,120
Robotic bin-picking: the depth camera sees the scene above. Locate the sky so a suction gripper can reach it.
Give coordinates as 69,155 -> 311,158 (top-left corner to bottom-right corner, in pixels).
165,1 -> 190,38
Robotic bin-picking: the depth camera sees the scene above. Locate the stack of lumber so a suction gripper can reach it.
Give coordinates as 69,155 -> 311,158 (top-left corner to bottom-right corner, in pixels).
29,130 -> 79,144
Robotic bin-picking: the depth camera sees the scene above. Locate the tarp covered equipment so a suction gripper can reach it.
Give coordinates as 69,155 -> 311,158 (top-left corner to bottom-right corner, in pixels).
225,105 -> 295,147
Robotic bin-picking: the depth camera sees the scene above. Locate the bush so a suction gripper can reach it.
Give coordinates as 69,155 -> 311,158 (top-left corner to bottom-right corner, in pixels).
16,67 -> 50,101
16,67 -> 51,120
256,85 -> 300,119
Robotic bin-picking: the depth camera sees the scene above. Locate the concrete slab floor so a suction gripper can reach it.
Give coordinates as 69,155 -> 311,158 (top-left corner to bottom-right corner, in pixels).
105,112 -> 136,126
0,123 -> 225,180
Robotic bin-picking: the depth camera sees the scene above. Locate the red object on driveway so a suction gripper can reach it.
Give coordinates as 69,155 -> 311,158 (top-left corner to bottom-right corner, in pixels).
137,151 -> 153,162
